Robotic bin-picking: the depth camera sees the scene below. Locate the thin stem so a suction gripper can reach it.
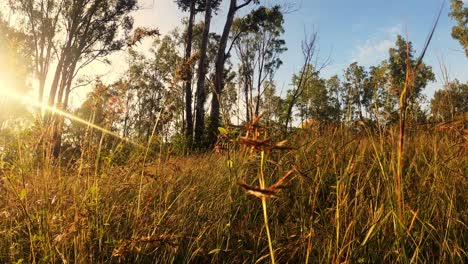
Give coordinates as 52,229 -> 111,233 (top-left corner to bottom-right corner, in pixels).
259,150 -> 275,264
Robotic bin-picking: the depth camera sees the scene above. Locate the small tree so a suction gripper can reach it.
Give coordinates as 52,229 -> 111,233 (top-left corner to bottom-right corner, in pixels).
284,32 -> 322,132
388,35 -> 435,105
431,79 -> 468,122
231,5 -> 286,123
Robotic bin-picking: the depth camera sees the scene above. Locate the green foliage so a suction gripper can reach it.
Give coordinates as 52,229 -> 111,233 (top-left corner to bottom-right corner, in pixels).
388,35 -> 435,103
126,33 -> 182,140
175,0 -> 221,13
262,81 -> 287,125
343,62 -> 372,122
449,0 -> 468,57
233,5 -> 287,119
294,65 -> 339,123
431,79 -> 468,122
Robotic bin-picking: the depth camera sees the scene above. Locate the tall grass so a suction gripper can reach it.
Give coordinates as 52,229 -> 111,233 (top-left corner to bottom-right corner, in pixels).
1,121 -> 466,263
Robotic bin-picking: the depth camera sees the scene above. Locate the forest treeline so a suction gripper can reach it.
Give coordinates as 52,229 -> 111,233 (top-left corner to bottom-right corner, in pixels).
0,0 -> 467,154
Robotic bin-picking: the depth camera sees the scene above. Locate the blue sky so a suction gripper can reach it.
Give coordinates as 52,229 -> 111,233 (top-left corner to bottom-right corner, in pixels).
97,0 -> 467,103
275,0 -> 468,98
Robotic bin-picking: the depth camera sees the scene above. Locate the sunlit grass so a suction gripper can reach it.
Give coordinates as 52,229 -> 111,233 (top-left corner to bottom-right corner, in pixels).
1,120 -> 466,263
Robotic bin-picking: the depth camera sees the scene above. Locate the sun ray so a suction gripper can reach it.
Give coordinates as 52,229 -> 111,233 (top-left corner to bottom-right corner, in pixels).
0,87 -> 144,149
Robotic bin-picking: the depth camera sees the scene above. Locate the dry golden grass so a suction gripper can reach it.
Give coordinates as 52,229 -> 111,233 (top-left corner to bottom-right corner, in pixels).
0,123 -> 467,263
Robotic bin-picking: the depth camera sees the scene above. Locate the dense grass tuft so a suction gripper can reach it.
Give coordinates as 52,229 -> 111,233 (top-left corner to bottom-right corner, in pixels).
0,125 -> 467,263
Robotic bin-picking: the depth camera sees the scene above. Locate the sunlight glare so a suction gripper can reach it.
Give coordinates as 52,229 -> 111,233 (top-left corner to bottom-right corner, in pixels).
0,86 -> 143,149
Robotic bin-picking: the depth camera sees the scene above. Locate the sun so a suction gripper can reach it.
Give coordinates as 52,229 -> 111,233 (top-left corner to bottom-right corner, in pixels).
0,35 -> 37,108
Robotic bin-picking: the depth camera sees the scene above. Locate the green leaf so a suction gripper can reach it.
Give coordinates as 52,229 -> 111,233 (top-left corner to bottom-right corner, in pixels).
19,189 -> 27,201
218,127 -> 228,135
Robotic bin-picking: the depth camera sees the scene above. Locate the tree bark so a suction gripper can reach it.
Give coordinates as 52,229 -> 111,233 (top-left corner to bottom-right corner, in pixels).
210,0 -> 253,142
193,0 -> 213,147
209,0 -> 237,143
243,68 -> 250,123
184,0 -> 196,146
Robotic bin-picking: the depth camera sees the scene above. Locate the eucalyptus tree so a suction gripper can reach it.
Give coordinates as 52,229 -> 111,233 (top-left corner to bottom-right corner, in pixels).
284,32 -> 319,131
326,75 -> 344,122
294,65 -> 337,123
262,81 -> 285,125
176,0 -> 218,145
229,5 -> 286,125
387,35 -> 435,123
125,33 -> 182,141
11,0 -> 137,111
193,0 -> 218,147
220,71 -> 238,124
388,36 -> 434,102
431,79 -> 468,122
368,62 -> 394,124
8,0 -> 60,105
343,62 -> 372,122
449,0 -> 468,57
176,0 -> 196,144
9,0 -> 138,157
208,0 -> 258,142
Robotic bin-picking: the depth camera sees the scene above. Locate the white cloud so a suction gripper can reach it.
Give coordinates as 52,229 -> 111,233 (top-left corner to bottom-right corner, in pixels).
350,24 -> 402,66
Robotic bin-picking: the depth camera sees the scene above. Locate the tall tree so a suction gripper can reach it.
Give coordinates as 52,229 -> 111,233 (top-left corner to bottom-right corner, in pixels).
8,0 -> 60,106
208,0 -> 257,143
177,0 -> 197,145
176,0 -> 212,146
295,65 -> 337,123
387,35 -> 435,123
124,33 -> 181,141
231,5 -> 286,125
343,62 -> 372,123
234,30 -> 255,123
368,62 -> 393,124
262,81 -> 283,125
11,0 -> 138,157
193,0 -> 214,147
449,0 -> 468,57
326,75 -> 344,122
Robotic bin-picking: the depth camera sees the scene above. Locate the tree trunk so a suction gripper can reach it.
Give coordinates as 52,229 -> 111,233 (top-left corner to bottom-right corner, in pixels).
243,69 -> 250,123
184,0 -> 196,146
209,0 -> 237,143
255,41 -> 265,117
38,74 -> 46,107
194,0 -> 213,147
123,92 -> 130,138
52,57 -> 77,158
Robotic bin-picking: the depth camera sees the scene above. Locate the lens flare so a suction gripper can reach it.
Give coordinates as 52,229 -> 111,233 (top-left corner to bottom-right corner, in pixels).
0,87 -> 144,149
